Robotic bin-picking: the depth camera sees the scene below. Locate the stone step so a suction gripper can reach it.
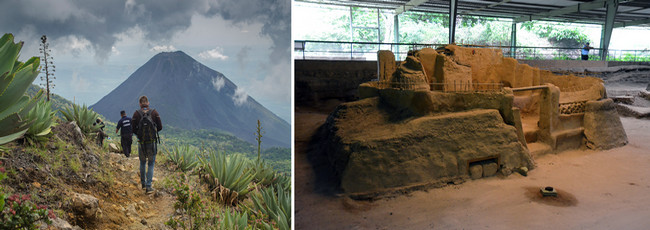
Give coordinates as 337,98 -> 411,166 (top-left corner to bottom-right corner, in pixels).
524,128 -> 539,143
552,127 -> 585,152
528,142 -> 553,158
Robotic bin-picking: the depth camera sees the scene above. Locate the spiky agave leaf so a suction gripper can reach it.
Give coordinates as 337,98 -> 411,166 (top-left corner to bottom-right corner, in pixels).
24,91 -> 56,144
219,209 -> 252,230
59,103 -> 101,135
248,185 -> 291,230
201,149 -> 254,205
249,158 -> 277,187
0,33 -> 41,145
164,144 -> 199,172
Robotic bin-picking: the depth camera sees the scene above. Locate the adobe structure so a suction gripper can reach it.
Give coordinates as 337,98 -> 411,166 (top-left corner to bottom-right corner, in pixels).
321,45 -> 628,197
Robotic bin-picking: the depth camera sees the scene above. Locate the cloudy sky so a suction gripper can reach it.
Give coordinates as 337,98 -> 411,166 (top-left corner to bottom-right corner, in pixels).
0,0 -> 291,122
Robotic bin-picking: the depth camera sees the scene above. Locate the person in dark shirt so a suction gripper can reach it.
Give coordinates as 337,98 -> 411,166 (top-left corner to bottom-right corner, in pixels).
115,110 -> 133,157
93,118 -> 106,147
132,96 -> 162,194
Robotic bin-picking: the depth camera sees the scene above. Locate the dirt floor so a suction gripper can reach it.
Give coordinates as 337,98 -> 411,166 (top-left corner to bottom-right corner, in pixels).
295,104 -> 650,229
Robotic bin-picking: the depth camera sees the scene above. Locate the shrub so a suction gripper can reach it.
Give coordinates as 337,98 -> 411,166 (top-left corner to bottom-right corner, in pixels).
0,161 -> 55,229
59,103 -> 101,135
248,185 -> 291,230
164,144 -> 199,172
200,149 -> 254,206
23,90 -> 56,145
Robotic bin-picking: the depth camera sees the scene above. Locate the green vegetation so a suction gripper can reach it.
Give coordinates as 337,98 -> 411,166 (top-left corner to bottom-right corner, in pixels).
247,185 -> 291,230
163,144 -> 200,172
164,121 -> 291,229
59,103 -> 101,135
0,161 -> 55,229
23,91 -> 57,145
160,126 -> 290,174
0,33 -> 43,147
201,149 -> 254,206
219,209 -> 251,230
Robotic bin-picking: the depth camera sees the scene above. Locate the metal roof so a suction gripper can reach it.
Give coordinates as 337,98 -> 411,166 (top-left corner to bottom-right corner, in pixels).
295,0 -> 650,27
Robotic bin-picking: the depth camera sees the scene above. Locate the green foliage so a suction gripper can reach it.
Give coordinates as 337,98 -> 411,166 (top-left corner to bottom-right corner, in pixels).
273,173 -> 291,193
247,185 -> 291,230
521,21 -> 590,48
219,209 -> 252,230
0,161 -> 55,229
26,84 -> 75,118
249,159 -> 277,187
160,126 -> 290,174
59,103 -> 101,135
24,90 -> 56,145
166,174 -> 215,230
164,144 -> 199,172
200,149 -> 254,206
0,33 -> 41,146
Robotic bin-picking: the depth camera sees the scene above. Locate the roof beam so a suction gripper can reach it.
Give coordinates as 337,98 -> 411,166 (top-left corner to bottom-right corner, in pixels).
614,18 -> 650,28
514,0 -> 636,23
395,0 -> 429,15
461,0 -> 513,15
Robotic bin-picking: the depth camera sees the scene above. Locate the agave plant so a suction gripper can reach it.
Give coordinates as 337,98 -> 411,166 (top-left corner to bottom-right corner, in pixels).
164,144 -> 199,172
59,103 -> 101,135
248,185 -> 291,230
200,149 -> 254,206
249,159 -> 277,187
23,90 -> 56,144
0,33 -> 41,146
219,209 -> 252,230
272,173 -> 291,193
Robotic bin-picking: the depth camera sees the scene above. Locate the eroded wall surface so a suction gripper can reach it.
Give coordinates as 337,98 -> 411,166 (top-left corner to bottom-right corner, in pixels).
322,97 -> 534,195
320,45 -> 627,196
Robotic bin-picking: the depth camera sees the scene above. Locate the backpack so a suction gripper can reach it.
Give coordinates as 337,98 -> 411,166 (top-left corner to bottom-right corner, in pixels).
136,108 -> 159,143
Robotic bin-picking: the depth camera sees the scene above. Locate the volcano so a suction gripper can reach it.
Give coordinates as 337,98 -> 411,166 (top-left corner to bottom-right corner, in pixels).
91,51 -> 290,148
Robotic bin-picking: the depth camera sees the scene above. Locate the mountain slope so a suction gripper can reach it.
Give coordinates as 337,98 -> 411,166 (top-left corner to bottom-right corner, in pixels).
91,51 -> 290,148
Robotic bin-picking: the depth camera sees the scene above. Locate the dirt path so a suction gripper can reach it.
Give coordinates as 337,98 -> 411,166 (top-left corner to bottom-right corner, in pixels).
94,152 -> 176,230
296,107 -> 650,229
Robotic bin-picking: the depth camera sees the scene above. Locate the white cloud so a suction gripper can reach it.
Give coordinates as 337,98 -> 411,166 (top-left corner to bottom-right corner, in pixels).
111,46 -> 120,55
212,76 -> 225,91
150,45 -> 176,53
198,47 -> 228,60
232,87 -> 248,106
51,35 -> 92,57
248,60 -> 290,103
71,70 -> 90,92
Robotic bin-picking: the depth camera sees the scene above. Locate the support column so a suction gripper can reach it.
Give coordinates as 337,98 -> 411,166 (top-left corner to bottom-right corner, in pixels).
449,0 -> 458,44
394,14 -> 399,56
600,0 -> 618,60
510,22 -> 517,59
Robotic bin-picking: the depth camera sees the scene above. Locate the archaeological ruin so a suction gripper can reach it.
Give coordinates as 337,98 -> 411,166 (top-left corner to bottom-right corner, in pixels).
320,45 -> 629,196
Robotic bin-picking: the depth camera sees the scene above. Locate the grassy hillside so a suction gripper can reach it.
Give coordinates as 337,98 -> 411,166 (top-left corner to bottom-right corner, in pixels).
25,85 -> 290,174
159,126 -> 291,174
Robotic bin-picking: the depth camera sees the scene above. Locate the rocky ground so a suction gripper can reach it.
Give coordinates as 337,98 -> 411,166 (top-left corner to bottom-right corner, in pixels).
1,122 -> 176,229
296,106 -> 650,229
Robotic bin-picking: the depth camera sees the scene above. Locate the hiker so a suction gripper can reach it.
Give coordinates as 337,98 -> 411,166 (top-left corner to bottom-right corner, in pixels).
581,43 -> 594,60
132,96 -> 162,194
115,110 -> 133,157
94,118 -> 106,147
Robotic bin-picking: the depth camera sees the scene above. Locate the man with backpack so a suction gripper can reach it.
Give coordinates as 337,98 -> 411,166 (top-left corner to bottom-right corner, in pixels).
115,110 -> 133,157
132,96 -> 162,194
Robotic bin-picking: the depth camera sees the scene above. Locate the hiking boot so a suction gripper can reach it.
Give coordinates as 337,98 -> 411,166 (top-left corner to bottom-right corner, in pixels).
142,185 -> 146,190
145,187 -> 154,194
